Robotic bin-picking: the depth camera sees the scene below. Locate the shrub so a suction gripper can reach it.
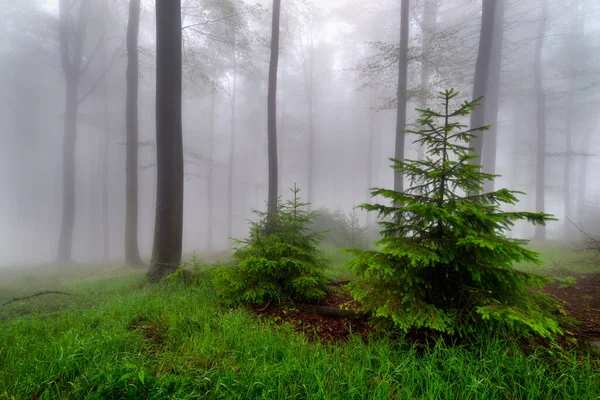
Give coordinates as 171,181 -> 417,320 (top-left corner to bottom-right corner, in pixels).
347,89 -> 562,339
312,207 -> 368,249
213,185 -> 328,305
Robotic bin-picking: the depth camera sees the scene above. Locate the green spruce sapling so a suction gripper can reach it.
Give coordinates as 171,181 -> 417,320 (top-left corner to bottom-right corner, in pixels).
347,89 -> 561,339
213,185 -> 328,305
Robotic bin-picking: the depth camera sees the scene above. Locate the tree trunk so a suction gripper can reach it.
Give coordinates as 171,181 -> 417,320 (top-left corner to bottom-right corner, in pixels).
227,65 -> 237,242
533,0 -> 548,241
125,0 -> 143,265
102,68 -> 110,262
301,27 -> 315,210
206,89 -> 216,250
394,0 -> 409,193
266,0 -> 281,227
417,0 -> 436,161
468,0 -> 497,169
148,0 -> 184,281
57,0 -> 89,264
482,0 -> 505,193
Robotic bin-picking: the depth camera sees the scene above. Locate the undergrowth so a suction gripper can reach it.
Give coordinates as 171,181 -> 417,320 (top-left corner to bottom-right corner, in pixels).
0,268 -> 598,399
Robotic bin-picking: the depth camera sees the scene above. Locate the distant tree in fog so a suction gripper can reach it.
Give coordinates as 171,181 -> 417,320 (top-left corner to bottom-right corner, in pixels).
57,0 -> 90,263
125,0 -> 144,265
148,0 -> 184,281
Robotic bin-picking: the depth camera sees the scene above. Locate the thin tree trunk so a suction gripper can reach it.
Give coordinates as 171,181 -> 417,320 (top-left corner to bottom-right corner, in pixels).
227,65 -> 237,242
482,0 -> 505,193
394,0 -> 409,193
366,89 -> 375,225
533,0 -> 548,241
266,0 -> 281,227
206,89 -> 216,250
57,0 -> 89,264
468,0 -> 497,169
417,0 -> 436,161
278,66 -> 285,194
102,71 -> 110,261
300,25 -> 315,209
125,0 -> 143,265
148,0 -> 184,281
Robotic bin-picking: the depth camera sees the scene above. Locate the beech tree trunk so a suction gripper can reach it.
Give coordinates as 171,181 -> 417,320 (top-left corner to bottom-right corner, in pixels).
148,0 -> 184,281
393,0 -> 409,193
227,65 -> 237,242
533,0 -> 548,241
125,0 -> 143,265
417,0 -> 436,161
266,0 -> 281,226
57,0 -> 89,264
468,0 -> 497,169
482,0 -> 505,193
206,89 -> 216,250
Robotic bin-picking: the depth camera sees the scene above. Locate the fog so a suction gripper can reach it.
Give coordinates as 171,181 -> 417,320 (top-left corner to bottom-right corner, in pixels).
2,0 -> 600,266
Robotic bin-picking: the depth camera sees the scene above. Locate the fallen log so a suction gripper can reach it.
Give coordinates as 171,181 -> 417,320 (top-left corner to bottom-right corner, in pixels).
2,291 -> 72,306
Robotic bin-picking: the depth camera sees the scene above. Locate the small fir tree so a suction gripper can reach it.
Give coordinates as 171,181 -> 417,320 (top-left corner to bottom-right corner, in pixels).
348,89 -> 561,338
213,185 -> 328,305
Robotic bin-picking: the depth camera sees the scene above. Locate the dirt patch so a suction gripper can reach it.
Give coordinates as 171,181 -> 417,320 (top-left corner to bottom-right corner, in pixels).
543,273 -> 600,344
250,285 -> 374,344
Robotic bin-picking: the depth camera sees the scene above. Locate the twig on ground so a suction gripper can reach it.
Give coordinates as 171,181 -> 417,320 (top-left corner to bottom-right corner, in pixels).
2,291 -> 73,306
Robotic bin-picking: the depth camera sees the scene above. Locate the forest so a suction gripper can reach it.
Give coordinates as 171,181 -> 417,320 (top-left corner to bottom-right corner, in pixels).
1,0 -> 599,398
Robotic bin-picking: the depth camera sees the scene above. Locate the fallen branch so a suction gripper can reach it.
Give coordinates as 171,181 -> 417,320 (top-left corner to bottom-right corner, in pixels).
294,304 -> 369,320
2,291 -> 72,306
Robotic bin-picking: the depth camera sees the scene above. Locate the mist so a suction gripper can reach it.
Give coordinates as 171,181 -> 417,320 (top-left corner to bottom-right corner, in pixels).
2,0 -> 600,267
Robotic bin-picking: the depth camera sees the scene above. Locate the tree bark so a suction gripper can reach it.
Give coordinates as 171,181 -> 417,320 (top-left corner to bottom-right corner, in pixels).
206,89 -> 216,250
148,0 -> 184,281
468,0 -> 497,169
393,0 -> 410,193
482,0 -> 505,193
57,0 -> 89,264
266,0 -> 281,226
533,0 -> 548,241
227,64 -> 237,242
125,0 -> 143,265
417,0 -> 436,161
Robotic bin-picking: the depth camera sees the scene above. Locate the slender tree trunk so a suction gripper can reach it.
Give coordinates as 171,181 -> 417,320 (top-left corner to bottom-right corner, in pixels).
125,0 -> 143,265
394,0 -> 409,193
304,31 -> 316,210
206,89 -> 216,250
533,0 -> 548,241
417,0 -> 436,161
482,0 -> 505,193
102,73 -> 110,261
468,0 -> 497,169
57,0 -> 89,264
227,66 -> 237,242
278,67 -> 285,194
366,89 -> 375,225
266,0 -> 281,226
148,0 -> 184,281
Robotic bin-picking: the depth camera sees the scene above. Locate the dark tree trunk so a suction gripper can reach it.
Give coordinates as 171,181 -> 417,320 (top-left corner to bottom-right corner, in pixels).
227,65 -> 237,242
482,0 -> 505,193
468,0 -> 497,169
417,0 -> 436,161
57,0 -> 89,264
148,0 -> 184,281
266,0 -> 281,226
533,0 -> 548,241
206,89 -> 216,250
394,0 -> 409,193
125,0 -> 143,265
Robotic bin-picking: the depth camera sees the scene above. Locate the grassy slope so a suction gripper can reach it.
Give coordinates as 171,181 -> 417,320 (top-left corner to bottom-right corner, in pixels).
0,245 -> 598,399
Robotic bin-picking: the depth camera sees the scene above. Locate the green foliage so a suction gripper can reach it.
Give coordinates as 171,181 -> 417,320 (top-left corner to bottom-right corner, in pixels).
348,89 -> 562,339
0,272 -> 599,399
213,185 -> 328,305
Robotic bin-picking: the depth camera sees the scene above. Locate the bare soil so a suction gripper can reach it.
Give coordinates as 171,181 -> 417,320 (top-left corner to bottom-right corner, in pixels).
251,275 -> 600,346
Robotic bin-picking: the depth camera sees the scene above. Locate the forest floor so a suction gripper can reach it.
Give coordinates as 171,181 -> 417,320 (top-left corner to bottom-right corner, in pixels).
0,242 -> 598,399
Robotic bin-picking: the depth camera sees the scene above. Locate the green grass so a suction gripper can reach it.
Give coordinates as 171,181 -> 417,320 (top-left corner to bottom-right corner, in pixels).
0,245 -> 598,399
514,240 -> 599,276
